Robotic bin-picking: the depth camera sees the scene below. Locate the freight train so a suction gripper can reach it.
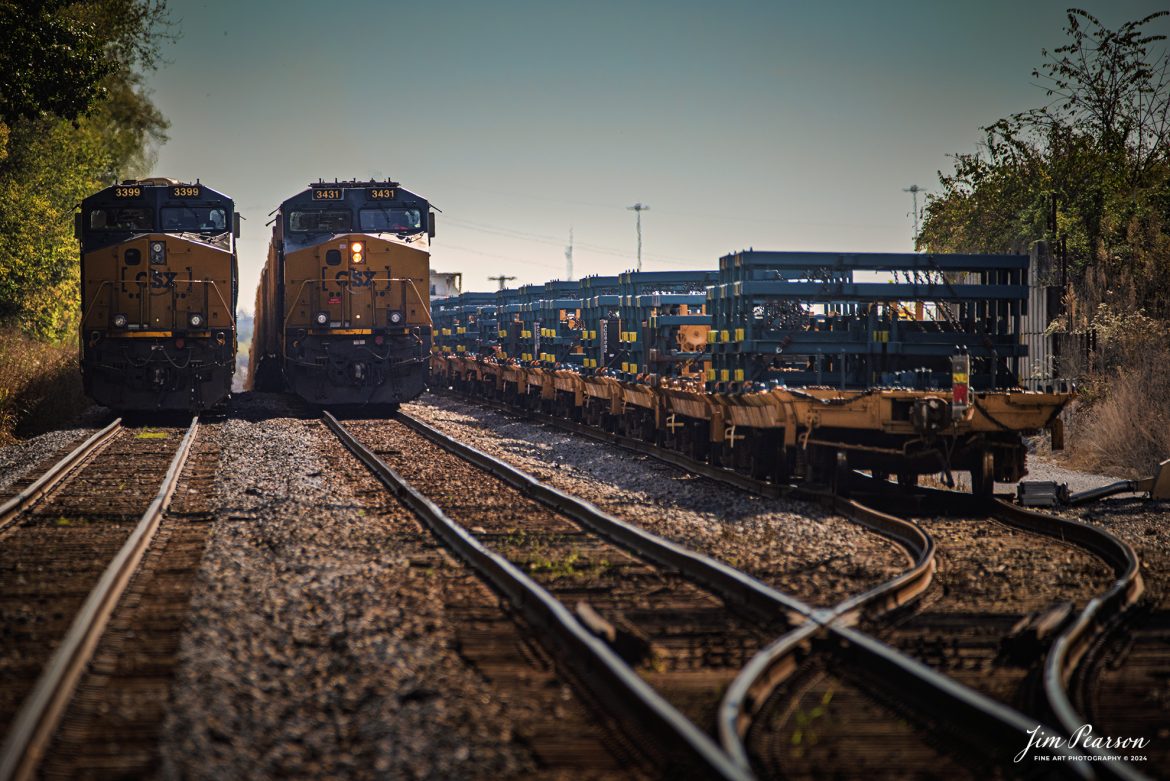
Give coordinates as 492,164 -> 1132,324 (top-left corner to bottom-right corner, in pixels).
77,178 -> 239,411
430,252 -> 1072,495
249,180 -> 436,406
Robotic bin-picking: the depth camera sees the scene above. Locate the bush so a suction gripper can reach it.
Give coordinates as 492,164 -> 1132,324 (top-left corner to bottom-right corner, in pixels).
0,329 -> 88,444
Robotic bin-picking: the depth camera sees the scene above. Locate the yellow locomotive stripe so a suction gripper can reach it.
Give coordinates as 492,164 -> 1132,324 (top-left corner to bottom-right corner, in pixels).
110,331 -> 177,338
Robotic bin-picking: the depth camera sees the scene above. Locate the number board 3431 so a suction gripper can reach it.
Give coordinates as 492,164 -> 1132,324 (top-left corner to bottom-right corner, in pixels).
313,188 -> 343,201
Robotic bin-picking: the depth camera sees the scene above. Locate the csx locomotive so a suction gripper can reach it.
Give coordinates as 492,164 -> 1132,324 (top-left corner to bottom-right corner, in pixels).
77,178 -> 239,411
250,180 -> 435,406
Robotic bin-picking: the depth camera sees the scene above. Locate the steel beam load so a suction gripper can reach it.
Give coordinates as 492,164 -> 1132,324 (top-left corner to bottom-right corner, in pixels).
708,251 -> 1029,391
616,270 -> 717,383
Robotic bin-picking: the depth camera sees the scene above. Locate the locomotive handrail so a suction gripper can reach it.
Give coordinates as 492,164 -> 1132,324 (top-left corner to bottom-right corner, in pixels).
81,279 -> 235,331
281,276 -> 433,336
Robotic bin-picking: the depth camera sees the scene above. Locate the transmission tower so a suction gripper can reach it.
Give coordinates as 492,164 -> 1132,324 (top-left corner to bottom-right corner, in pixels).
565,228 -> 574,281
903,185 -> 922,249
627,202 -> 650,270
488,274 -> 516,291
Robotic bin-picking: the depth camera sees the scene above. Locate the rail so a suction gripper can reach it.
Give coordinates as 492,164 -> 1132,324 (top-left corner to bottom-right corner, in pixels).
429,387 -> 1145,778
0,417 -> 199,781
323,411 -> 748,779
0,419 -> 122,532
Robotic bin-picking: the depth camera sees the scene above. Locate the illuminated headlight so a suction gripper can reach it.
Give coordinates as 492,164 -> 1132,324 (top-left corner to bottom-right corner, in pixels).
188,313 -> 204,328
113,313 -> 128,328
388,310 -> 404,325
315,311 -> 329,326
351,241 -> 364,263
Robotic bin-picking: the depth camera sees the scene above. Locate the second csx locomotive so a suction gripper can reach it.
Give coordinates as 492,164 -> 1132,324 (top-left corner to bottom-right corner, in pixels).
250,180 -> 435,405
78,178 -> 239,411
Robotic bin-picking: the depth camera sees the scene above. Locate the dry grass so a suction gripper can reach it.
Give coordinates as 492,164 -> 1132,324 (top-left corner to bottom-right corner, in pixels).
0,329 -> 87,445
1063,334 -> 1170,479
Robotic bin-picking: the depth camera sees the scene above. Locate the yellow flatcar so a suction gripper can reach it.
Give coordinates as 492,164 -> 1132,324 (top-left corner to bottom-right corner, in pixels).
250,179 -> 435,406
77,178 -> 239,411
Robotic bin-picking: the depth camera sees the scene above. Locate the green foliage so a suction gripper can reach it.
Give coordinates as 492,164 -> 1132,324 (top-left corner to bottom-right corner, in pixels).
0,0 -> 171,341
0,1 -> 112,124
919,8 -> 1170,318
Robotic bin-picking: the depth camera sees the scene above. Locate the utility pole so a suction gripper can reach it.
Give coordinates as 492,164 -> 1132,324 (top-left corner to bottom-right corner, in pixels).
565,228 -> 574,281
903,185 -> 922,249
488,274 -> 516,291
627,202 -> 650,271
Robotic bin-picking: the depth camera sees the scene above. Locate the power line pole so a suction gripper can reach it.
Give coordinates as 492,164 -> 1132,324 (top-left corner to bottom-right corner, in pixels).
627,202 -> 650,271
565,228 -> 574,281
488,274 -> 516,291
903,185 -> 922,249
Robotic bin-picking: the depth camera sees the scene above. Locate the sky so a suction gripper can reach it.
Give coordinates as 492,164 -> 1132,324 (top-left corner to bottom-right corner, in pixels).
144,0 -> 1169,309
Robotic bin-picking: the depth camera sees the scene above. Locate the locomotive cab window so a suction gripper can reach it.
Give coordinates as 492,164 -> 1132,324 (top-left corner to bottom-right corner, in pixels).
289,209 -> 351,233
88,208 -> 153,231
359,207 -> 422,233
161,205 -> 228,232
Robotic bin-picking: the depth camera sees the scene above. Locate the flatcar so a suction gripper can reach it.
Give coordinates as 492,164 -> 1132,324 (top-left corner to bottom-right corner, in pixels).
77,178 -> 240,411
431,252 -> 1074,496
250,179 -> 435,406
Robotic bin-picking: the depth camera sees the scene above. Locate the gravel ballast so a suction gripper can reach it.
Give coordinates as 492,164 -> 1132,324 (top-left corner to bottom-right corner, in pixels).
405,392 -> 908,607
158,394 -> 633,779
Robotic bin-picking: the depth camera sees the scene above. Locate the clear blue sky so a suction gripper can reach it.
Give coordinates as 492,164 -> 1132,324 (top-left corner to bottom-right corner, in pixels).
144,0 -> 1169,308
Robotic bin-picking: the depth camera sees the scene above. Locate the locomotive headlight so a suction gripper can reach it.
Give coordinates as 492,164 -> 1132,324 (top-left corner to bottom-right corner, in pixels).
149,241 -> 166,265
188,313 -> 204,328
350,241 -> 364,263
315,311 -> 329,326
388,310 -> 404,325
113,313 -> 128,328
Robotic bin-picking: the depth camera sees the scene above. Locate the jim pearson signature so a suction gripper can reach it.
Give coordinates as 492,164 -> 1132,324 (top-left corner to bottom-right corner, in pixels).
1017,724 -> 1150,763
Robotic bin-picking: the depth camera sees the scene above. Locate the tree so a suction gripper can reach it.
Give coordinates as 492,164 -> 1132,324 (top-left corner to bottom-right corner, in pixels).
0,0 -> 171,339
919,9 -> 1170,318
0,1 -> 113,124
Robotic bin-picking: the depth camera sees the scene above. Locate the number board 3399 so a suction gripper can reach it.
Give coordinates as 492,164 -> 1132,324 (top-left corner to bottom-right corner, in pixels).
171,185 -> 202,198
113,186 -> 142,198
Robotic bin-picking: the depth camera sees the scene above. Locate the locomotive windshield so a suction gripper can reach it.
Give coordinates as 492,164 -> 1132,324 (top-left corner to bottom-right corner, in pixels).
289,209 -> 351,233
359,207 -> 422,233
161,205 -> 228,232
88,208 -> 153,231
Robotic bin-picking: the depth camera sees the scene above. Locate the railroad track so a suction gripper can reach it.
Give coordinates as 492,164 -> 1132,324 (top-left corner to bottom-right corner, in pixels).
1064,500 -> 1169,776
426,388 -> 1151,778
325,409 -> 816,779
0,418 -> 199,781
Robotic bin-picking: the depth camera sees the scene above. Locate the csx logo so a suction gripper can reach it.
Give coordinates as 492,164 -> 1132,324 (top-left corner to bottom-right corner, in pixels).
134,270 -> 178,288
335,270 -> 376,287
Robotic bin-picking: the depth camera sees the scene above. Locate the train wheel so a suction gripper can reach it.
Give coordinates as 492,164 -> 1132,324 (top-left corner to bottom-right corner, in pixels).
971,450 -> 995,499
